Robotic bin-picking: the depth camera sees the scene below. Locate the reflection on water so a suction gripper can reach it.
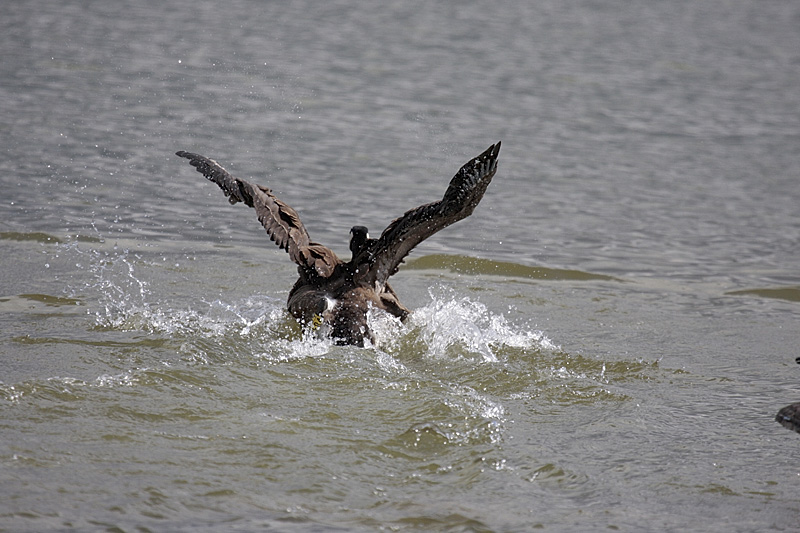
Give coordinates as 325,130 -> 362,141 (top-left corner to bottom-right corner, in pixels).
406,253 -> 621,282
0,231 -> 63,244
726,286 -> 800,304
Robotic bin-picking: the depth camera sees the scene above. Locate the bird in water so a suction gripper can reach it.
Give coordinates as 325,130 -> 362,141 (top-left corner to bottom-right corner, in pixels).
176,142 -> 501,346
776,403 -> 800,433
775,356 -> 800,434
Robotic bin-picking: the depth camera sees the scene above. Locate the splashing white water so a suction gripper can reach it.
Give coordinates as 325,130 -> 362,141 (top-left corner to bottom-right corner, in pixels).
63,242 -> 284,339
407,287 -> 557,362
74,243 -> 555,362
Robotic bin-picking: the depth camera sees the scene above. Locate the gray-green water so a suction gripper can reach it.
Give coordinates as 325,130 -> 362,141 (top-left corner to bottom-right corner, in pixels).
2,0 -> 799,530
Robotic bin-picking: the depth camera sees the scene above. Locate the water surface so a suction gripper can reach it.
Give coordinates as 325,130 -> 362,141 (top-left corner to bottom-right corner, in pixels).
2,0 -> 800,530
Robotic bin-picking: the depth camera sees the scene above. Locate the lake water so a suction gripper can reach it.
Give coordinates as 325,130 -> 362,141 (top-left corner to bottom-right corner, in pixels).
2,0 -> 800,530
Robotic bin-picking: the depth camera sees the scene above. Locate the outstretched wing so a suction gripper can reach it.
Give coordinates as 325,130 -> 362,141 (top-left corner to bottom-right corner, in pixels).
357,142 -> 501,287
175,151 -> 339,277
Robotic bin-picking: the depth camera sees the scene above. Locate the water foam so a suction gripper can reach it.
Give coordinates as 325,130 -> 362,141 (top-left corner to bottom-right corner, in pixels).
72,242 -> 555,364
405,287 -> 557,362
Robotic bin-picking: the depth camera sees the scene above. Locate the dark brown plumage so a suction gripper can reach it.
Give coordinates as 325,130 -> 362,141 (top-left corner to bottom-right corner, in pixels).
776,403 -> 800,433
176,142 -> 501,346
775,357 -> 800,434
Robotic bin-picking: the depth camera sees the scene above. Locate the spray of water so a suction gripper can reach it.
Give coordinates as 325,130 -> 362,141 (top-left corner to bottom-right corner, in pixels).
72,242 -> 555,366
380,287 -> 558,362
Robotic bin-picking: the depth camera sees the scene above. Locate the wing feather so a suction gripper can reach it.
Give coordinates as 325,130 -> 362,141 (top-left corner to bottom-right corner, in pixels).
358,142 -> 501,287
175,151 -> 339,277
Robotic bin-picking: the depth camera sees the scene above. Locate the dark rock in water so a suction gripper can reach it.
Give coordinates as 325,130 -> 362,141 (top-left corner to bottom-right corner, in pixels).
775,403 -> 800,433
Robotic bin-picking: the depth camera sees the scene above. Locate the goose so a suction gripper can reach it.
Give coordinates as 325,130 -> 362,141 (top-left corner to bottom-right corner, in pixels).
776,403 -> 800,433
775,357 -> 800,434
176,142 -> 500,346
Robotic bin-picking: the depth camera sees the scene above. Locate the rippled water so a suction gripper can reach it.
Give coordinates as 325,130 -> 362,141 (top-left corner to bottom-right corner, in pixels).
2,0 -> 800,530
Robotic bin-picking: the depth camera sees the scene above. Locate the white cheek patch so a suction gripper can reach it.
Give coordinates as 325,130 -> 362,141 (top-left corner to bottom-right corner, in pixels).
325,296 -> 337,312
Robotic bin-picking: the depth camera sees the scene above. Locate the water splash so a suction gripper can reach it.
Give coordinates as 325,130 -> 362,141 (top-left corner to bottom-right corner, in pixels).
71,242 -> 556,367
67,242 -> 155,330
264,327 -> 335,361
404,287 -> 557,362
68,242 -> 281,339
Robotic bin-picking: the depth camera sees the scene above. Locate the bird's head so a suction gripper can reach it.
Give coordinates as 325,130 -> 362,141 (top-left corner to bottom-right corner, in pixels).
349,225 -> 370,256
